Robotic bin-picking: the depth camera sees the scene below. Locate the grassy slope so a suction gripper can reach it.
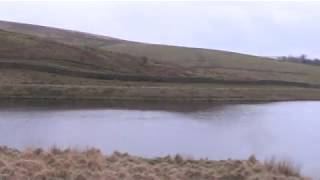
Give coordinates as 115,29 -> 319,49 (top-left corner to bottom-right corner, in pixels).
0,20 -> 122,48
2,20 -> 320,83
0,20 -> 320,101
1,20 -> 320,85
0,28 -> 186,78
104,42 -> 320,84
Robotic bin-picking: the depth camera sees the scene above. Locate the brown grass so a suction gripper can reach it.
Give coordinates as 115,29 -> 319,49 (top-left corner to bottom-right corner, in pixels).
0,146 -> 309,180
264,156 -> 301,177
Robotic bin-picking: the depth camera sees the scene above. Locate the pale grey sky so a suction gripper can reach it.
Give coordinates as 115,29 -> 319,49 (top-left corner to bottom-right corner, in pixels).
1,1 -> 320,58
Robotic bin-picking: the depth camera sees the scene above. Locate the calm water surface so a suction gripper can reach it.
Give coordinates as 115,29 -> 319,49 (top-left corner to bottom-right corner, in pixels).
0,101 -> 319,178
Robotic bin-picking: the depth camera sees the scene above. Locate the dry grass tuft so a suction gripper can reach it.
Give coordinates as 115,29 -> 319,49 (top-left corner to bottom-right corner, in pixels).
264,156 -> 301,177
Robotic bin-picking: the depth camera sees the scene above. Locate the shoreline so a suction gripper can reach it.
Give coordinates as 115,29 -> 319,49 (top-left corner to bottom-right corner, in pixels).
1,83 -> 320,103
0,96 -> 319,112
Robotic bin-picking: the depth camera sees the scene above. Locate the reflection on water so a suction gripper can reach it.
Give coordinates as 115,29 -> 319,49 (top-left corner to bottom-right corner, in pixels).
0,100 -> 319,178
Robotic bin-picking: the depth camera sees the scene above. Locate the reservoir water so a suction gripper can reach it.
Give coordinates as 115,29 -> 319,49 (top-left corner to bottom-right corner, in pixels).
0,101 -> 319,178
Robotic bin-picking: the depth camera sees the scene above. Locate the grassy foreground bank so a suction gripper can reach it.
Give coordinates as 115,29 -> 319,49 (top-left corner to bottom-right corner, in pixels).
0,146 -> 308,180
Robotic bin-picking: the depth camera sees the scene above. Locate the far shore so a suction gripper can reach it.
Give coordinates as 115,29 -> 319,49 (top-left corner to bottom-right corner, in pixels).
1,83 -> 320,105
0,96 -> 319,112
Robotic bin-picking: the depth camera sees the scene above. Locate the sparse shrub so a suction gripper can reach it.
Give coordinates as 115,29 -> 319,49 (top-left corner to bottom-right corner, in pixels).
174,154 -> 184,164
278,54 -> 320,66
50,146 -> 62,155
248,154 -> 257,164
32,148 -> 43,156
141,56 -> 149,65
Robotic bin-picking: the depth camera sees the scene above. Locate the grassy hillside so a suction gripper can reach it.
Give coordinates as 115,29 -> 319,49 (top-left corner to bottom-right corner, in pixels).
0,29 -> 186,78
104,42 -> 320,84
0,20 -> 320,101
1,20 -> 320,85
0,20 -> 123,48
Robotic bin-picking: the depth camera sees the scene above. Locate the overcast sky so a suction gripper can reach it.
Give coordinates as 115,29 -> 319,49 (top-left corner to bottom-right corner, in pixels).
1,1 -> 320,58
